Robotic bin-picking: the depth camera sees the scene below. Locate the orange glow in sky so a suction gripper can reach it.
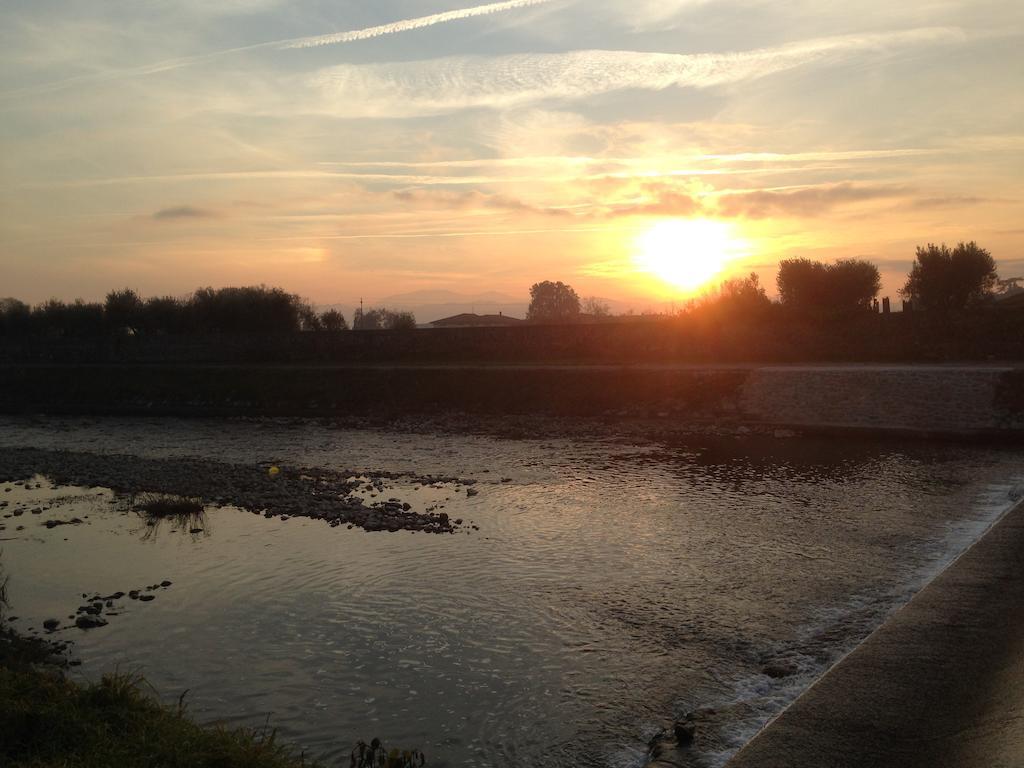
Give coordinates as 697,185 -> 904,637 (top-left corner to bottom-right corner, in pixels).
633,219 -> 750,293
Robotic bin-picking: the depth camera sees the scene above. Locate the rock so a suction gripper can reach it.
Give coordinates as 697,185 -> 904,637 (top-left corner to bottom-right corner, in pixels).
43,618 -> 61,631
762,660 -> 799,679
160,580 -> 172,587
138,594 -> 155,602
75,615 -> 108,629
466,488 -> 479,497
189,527 -> 203,534
673,719 -> 696,744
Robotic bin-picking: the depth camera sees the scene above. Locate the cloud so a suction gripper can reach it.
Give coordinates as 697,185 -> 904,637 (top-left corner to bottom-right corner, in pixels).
310,27 -> 969,116
281,0 -> 555,49
393,188 -> 570,216
1,0 -> 556,98
715,182 -> 907,218
608,189 -> 703,217
152,205 -> 219,220
910,195 -> 989,208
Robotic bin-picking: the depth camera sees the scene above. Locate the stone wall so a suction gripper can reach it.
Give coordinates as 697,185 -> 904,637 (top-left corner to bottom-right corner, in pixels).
738,366 -> 1024,435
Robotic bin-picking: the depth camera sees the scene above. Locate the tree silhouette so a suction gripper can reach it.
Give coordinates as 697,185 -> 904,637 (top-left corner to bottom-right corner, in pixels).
581,296 -> 611,317
900,241 -> 998,311
527,281 -> 581,322
104,288 -> 143,331
777,258 -> 879,312
353,307 -> 415,330
320,309 -> 348,331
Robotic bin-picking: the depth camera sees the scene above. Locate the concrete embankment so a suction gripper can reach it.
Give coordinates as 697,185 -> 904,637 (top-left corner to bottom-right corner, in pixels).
723,495 -> 1024,768
1,363 -> 1022,438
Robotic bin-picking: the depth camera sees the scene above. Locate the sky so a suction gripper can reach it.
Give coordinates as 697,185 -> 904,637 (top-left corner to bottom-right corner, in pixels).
1,0 -> 1022,314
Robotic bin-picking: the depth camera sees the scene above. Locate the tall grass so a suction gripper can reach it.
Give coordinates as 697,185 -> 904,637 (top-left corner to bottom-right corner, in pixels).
0,666 -> 324,768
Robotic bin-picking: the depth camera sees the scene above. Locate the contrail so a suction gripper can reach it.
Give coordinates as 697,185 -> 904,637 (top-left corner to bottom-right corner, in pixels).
280,0 -> 555,49
0,0 -> 555,99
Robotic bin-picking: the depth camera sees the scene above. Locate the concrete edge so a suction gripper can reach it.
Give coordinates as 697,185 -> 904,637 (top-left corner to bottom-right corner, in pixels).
723,490 -> 1024,766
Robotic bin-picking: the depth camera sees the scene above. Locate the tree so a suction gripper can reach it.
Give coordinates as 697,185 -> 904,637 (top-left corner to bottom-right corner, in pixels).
104,288 -> 143,331
0,298 -> 31,336
900,242 -> 998,311
829,259 -> 881,311
581,296 -> 611,317
353,307 -> 415,330
383,310 -> 416,330
188,286 -> 306,334
320,309 -> 348,331
138,296 -> 189,335
526,281 -> 581,322
777,258 -> 880,312
719,272 -> 770,308
777,259 -> 828,309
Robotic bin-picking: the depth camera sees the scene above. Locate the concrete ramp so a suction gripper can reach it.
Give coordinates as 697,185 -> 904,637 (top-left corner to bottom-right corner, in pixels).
726,496 -> 1024,768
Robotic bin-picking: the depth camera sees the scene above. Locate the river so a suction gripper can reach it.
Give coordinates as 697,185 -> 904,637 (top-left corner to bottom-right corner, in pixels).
1,415 -> 1020,767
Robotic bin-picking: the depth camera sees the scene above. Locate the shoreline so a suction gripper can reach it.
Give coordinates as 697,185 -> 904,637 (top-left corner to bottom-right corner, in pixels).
2,363 -> 1023,440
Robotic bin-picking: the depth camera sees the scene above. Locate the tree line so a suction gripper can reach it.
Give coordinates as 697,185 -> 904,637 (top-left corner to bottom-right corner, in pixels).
0,286 -> 419,338
526,241 -> 1010,321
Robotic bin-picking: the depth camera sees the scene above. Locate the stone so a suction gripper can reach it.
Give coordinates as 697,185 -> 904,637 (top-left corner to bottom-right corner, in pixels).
762,660 -> 799,679
139,594 -> 155,602
673,719 -> 696,744
75,615 -> 108,629
43,618 -> 61,631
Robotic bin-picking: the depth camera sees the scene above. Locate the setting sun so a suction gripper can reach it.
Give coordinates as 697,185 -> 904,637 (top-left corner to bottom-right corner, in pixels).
634,219 -> 746,292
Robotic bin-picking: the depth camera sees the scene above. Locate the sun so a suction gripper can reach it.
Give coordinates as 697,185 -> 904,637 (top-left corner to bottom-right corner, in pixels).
633,219 -> 746,292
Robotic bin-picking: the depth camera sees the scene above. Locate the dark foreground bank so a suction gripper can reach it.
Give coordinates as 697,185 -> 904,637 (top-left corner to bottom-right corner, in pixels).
0,625 -> 425,768
718,494 -> 1024,768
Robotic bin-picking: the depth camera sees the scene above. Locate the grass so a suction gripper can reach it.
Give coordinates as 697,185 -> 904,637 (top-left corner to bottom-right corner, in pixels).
133,493 -> 205,518
130,493 -> 208,539
0,664 -> 325,768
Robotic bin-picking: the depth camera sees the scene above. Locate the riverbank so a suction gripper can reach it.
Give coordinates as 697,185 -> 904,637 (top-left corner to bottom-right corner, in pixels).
721,494 -> 1024,768
2,363 -> 1023,439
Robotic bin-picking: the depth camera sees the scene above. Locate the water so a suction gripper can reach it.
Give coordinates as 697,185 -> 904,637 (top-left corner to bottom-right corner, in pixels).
1,416 -> 1021,767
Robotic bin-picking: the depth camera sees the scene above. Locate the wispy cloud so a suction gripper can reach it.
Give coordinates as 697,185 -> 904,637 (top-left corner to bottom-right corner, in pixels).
152,205 -> 220,220
282,0 -> 555,49
394,188 -> 571,216
716,182 -> 908,218
0,0 -> 556,98
311,27 -> 970,116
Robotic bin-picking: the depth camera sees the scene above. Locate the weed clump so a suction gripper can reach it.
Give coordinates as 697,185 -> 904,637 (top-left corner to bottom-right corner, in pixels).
134,493 -> 204,518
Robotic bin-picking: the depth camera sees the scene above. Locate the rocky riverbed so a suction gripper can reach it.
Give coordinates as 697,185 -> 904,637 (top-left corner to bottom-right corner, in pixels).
0,447 -> 473,535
